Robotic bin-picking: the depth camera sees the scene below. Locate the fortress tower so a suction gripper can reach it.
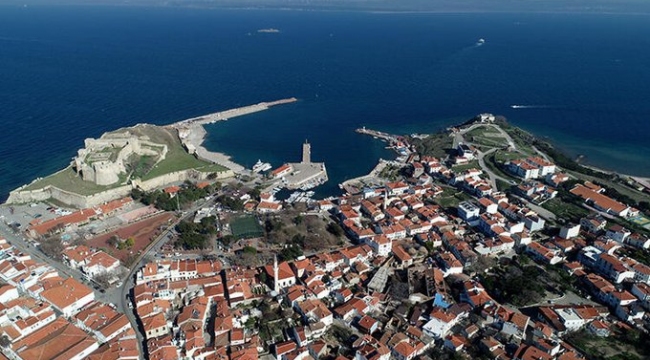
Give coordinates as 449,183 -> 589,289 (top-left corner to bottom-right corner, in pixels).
302,140 -> 311,164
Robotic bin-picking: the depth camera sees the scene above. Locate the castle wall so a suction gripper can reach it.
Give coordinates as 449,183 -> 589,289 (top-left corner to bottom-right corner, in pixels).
7,168 -> 234,208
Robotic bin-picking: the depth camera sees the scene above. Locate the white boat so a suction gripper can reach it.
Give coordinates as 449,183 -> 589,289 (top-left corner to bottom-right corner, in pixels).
476,38 -> 485,46
252,159 -> 272,173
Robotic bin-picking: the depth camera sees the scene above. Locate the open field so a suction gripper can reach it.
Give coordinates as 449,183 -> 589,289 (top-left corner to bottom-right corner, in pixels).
230,215 -> 264,240
86,212 -> 175,263
410,132 -> 453,159
451,161 -> 481,172
542,198 -> 590,223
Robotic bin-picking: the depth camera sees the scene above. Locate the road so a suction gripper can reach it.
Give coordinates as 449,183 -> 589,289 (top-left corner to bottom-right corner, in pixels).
118,200 -> 212,359
0,222 -> 121,306
476,148 -> 515,190
510,194 -> 557,221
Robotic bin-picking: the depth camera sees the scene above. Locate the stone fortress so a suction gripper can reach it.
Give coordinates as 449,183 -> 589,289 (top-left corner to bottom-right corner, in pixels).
73,131 -> 167,186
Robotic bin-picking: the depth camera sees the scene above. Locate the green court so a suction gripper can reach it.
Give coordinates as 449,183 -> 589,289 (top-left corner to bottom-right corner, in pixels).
230,215 -> 264,239
629,215 -> 650,227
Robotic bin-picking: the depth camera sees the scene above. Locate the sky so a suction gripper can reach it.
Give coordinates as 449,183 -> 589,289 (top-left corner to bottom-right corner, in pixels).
4,0 -> 650,13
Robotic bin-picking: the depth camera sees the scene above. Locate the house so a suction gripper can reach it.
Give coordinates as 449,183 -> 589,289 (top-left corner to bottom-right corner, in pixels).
82,251 -> 121,278
355,335 -> 391,360
142,312 -> 168,339
392,245 -> 413,268
595,253 -> 635,283
271,164 -> 293,178
526,242 -> 564,265
580,214 -> 607,234
457,201 -> 480,223
295,299 -> 333,328
10,318 -> 99,360
356,315 -> 379,334
605,224 -> 631,243
367,235 -> 392,258
62,245 -> 92,268
588,320 -> 611,337
460,281 -> 493,309
626,233 -> 650,249
570,184 -> 629,217
559,224 -> 581,239
422,308 -> 462,339
436,252 -> 463,277
40,277 -> 95,317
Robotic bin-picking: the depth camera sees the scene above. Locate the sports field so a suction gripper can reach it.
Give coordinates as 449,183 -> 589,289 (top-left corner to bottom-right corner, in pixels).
629,215 -> 650,229
230,215 -> 264,239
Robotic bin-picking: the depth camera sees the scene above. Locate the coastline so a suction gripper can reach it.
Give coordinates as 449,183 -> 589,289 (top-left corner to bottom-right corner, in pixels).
182,124 -> 246,173
170,98 -> 298,175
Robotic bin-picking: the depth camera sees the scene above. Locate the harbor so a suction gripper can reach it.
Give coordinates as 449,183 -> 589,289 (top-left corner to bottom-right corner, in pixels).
172,98 -> 298,174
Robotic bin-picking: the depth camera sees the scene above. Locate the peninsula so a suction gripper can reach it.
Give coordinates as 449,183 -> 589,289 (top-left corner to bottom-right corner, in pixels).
6,98 -> 297,208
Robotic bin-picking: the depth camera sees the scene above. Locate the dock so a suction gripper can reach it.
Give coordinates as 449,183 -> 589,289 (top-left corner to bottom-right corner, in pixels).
355,127 -> 398,142
170,97 -> 298,128
171,98 -> 298,174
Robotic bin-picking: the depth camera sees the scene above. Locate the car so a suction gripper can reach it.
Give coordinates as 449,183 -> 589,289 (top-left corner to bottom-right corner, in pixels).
99,289 -> 106,293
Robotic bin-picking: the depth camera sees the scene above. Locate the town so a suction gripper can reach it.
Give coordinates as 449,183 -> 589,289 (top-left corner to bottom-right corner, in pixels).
0,113 -> 650,360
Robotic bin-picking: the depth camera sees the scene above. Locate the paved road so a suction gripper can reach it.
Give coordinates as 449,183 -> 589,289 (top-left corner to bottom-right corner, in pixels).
118,200 -> 212,359
510,194 -> 557,221
476,148 -> 516,190
0,221 -> 121,305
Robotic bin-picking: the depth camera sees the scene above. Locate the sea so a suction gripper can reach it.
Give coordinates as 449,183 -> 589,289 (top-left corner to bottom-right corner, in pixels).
1,5 -> 650,201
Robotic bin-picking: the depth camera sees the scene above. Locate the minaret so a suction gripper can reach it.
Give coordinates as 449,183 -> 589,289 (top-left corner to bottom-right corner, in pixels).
273,254 -> 279,293
383,188 -> 389,210
302,140 -> 311,164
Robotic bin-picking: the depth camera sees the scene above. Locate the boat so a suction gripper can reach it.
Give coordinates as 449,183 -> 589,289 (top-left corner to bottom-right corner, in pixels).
252,159 -> 272,173
476,38 -> 485,46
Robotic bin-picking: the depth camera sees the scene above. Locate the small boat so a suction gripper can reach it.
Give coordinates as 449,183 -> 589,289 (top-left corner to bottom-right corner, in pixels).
476,38 -> 485,46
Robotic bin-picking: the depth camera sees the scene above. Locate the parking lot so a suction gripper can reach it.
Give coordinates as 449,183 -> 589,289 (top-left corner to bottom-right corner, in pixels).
0,202 -> 63,230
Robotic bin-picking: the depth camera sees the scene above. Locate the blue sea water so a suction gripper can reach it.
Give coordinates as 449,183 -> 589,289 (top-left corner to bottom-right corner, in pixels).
1,5 -> 650,200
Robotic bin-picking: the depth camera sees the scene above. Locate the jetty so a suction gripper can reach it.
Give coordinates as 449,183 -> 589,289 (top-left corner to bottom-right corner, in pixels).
172,98 -> 298,174
355,126 -> 397,142
170,98 -> 297,128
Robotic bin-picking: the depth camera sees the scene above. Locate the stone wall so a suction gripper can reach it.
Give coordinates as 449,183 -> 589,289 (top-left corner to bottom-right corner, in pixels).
6,168 -> 234,208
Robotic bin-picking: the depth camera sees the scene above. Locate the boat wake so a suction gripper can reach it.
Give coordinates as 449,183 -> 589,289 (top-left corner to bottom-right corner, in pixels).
510,105 -> 552,109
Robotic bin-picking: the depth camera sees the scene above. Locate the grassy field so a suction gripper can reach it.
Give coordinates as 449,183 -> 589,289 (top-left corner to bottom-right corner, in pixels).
566,329 -> 649,360
451,161 -> 481,172
542,198 -> 590,222
435,187 -> 473,208
485,153 -> 520,181
22,167 -> 128,195
465,126 -> 507,147
410,132 -> 454,159
230,215 -> 264,240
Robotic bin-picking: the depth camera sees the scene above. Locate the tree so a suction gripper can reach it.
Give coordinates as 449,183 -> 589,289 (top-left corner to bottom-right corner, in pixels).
39,237 -> 65,261
242,246 -> 257,255
94,271 -> 113,289
0,335 -> 11,348
326,222 -> 343,237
